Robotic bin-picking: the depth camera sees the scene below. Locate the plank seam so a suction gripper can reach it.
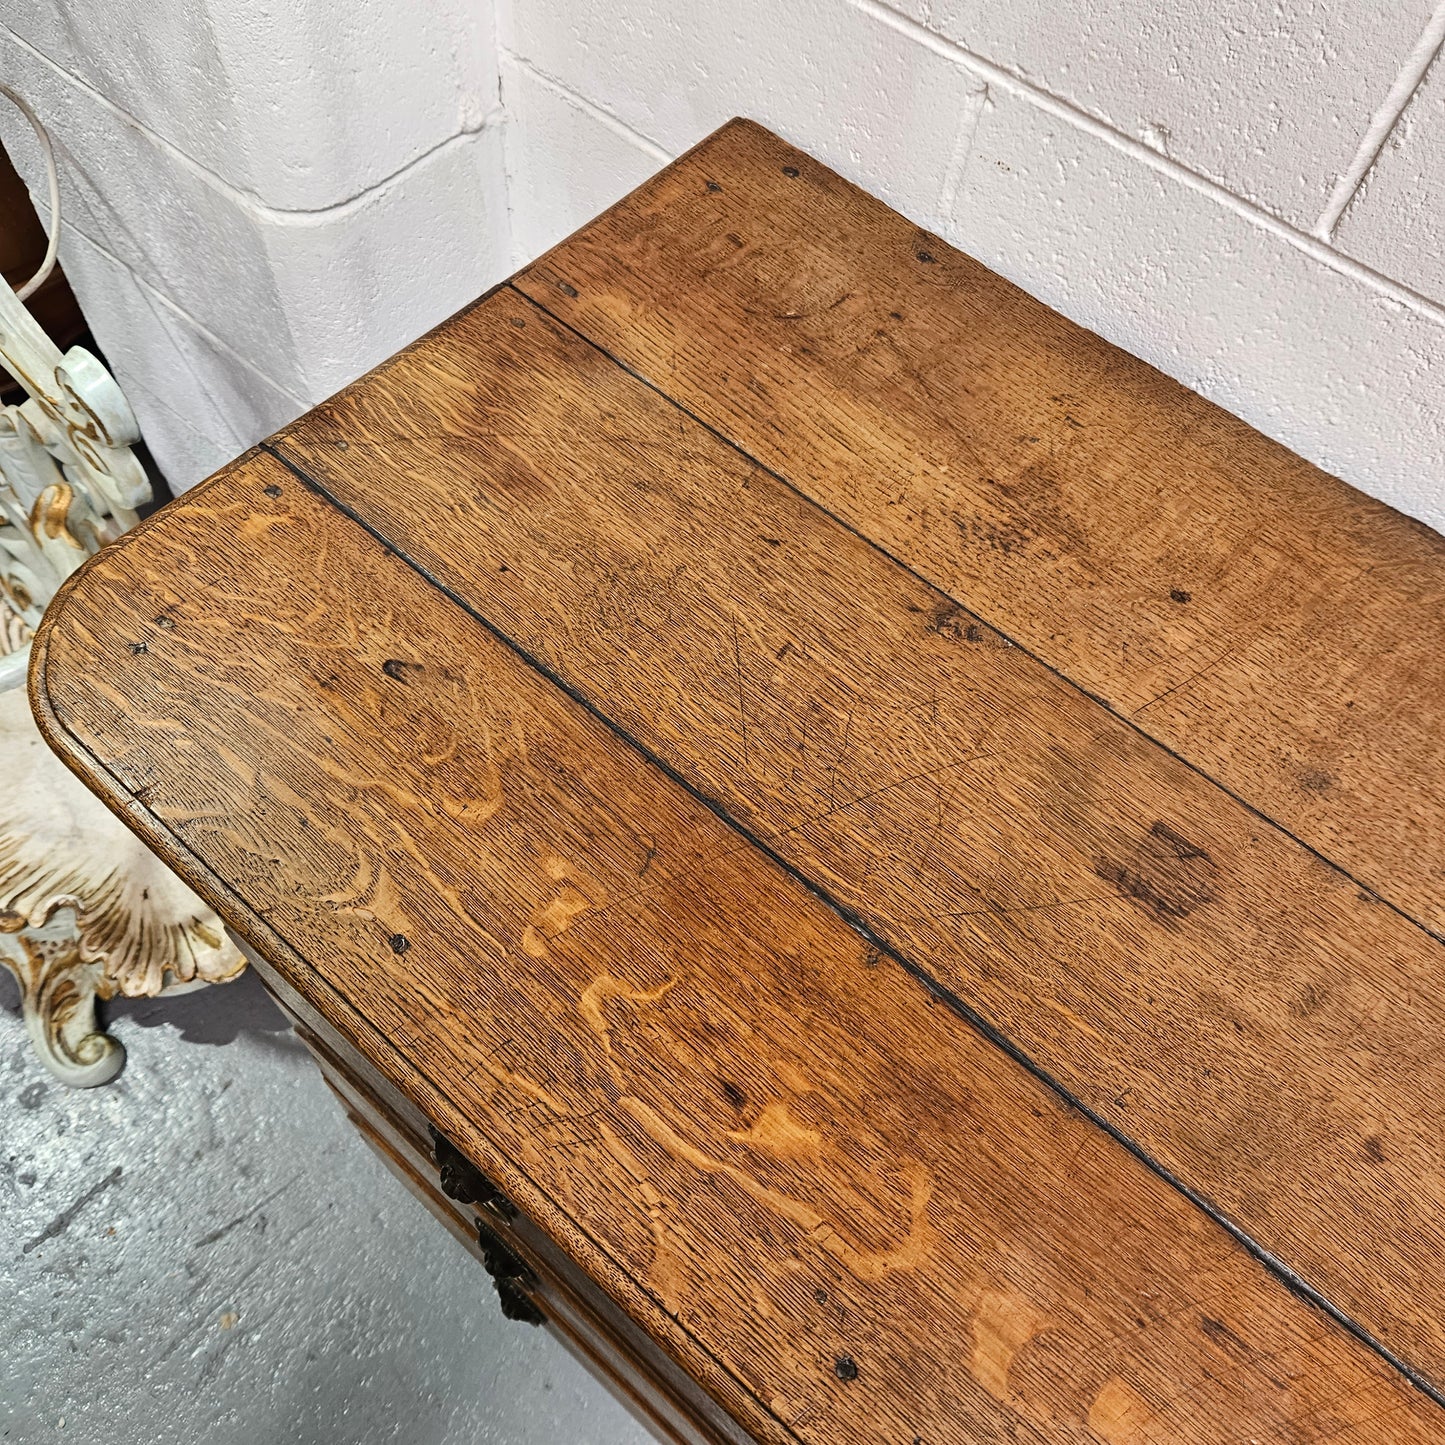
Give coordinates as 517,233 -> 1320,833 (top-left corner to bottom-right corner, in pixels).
261,435 -> 1445,1415
506,283 -> 1445,956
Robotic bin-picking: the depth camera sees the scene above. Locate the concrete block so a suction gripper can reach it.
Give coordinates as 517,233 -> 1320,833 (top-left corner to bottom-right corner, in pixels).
1334,52 -> 1445,304
891,0 -> 1437,232
502,58 -> 668,266
55,229 -> 303,490
942,89 -> 1445,532
0,31 -> 512,403
3,0 -> 498,210
503,0 -> 986,233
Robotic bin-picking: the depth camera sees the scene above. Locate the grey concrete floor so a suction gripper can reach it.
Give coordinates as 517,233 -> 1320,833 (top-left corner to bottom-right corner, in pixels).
0,968 -> 661,1445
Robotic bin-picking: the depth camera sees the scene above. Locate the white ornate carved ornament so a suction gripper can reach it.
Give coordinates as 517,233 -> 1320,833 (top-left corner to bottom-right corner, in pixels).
0,84 -> 244,1085
0,275 -> 149,686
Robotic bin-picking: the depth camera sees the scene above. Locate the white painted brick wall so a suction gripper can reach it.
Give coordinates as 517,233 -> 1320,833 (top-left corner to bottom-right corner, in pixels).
5,1 -> 497,208
2,2 -> 1443,534
891,0 -> 1439,230
499,0 -> 1445,532
0,3 -> 510,488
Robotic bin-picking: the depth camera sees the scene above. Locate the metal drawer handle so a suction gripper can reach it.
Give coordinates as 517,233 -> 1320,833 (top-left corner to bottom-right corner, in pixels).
429,1127 -> 518,1220
428,1128 -> 544,1325
476,1219 -> 546,1326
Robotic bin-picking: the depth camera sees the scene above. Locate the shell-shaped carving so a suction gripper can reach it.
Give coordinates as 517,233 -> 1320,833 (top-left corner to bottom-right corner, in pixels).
0,687 -> 244,997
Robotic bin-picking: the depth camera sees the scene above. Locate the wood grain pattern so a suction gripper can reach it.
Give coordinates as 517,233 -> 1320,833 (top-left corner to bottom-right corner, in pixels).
272,287 -> 1445,1392
511,117 -> 1445,938
33,459 -> 1445,1443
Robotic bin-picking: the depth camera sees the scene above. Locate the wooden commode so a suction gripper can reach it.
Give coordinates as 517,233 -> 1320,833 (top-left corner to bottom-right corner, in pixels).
32,120 -> 1445,1443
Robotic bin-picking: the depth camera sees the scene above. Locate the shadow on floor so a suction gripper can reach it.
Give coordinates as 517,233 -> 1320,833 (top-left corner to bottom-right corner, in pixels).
104,965 -> 291,1045
0,962 -> 291,1048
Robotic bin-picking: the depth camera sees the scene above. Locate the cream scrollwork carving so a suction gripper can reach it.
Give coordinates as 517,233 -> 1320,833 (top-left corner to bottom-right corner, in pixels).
0,104 -> 245,1083
0,275 -> 147,689
1,685 -> 246,1085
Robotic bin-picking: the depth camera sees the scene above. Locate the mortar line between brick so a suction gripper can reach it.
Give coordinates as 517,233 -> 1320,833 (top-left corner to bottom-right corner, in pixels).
848,0 -> 1445,327
0,21 -> 504,224
55,223 -> 310,414
1313,1 -> 1445,240
498,47 -> 673,164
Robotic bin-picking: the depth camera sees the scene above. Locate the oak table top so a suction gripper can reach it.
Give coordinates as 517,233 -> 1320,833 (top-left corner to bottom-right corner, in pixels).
34,120 -> 1445,1443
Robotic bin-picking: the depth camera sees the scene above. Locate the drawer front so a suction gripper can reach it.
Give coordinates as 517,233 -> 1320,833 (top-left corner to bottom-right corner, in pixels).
234,939 -> 755,1445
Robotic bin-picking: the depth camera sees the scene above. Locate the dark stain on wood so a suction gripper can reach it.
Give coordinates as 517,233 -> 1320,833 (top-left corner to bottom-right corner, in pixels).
1094,821 -> 1218,925
926,603 -> 969,641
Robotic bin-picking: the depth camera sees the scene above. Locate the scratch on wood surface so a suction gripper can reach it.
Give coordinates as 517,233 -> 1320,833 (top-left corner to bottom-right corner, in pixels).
1094,820 -> 1218,926
969,1285 -> 1048,1400
822,750 -> 993,826
824,701 -> 856,811
732,615 -> 751,771
620,1095 -> 935,1282
1131,642 -> 1240,719
1062,1130 -> 1098,1183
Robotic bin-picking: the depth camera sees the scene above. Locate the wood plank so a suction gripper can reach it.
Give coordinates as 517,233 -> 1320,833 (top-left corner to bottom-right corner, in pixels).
510,117 -> 1445,938
33,458 -> 1445,1444
270,288 -> 1445,1393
